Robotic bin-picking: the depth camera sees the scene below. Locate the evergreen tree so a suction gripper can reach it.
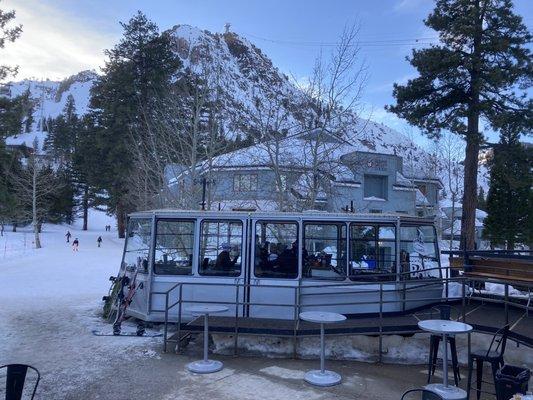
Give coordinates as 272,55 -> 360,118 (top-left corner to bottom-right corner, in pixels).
89,11 -> 181,237
483,133 -> 532,249
477,186 -> 486,211
0,2 -> 22,81
45,94 -> 79,165
387,0 -> 532,250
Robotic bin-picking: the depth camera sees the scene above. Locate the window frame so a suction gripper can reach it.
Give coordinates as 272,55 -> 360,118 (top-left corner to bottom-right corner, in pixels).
348,222 -> 397,281
152,218 -> 196,276
123,217 -> 153,274
302,221 -> 348,281
253,219 -> 300,280
198,218 -> 244,277
364,174 -> 388,200
233,173 -> 258,193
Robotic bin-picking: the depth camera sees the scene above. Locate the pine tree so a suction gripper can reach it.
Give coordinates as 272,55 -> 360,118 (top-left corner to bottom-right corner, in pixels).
0,2 -> 22,81
483,133 -> 531,249
477,186 -> 486,211
387,0 -> 532,250
89,11 -> 181,237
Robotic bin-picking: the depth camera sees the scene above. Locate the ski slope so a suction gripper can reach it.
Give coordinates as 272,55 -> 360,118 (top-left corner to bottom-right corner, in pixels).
0,210 -> 162,399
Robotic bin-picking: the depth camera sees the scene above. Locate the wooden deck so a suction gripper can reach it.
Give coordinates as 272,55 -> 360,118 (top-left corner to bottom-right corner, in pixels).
168,299 -> 533,347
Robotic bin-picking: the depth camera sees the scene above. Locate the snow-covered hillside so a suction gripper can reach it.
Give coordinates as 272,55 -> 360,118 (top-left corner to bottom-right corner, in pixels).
1,24 -> 487,193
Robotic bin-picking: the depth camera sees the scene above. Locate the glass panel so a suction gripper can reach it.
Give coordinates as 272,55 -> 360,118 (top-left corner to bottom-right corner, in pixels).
154,220 -> 195,275
349,224 -> 396,281
400,225 -> 439,279
303,223 -> 346,280
364,175 -> 387,199
123,218 -> 152,273
254,221 -> 298,279
199,220 -> 243,276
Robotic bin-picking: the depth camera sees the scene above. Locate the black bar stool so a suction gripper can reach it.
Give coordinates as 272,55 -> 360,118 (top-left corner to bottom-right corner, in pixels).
466,324 -> 509,400
426,305 -> 461,386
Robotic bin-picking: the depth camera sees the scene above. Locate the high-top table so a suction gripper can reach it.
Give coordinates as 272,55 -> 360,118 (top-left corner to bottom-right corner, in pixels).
299,311 -> 347,387
418,319 -> 473,400
186,305 -> 229,374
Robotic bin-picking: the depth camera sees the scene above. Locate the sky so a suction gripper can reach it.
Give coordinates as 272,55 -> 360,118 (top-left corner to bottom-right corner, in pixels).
2,0 -> 532,145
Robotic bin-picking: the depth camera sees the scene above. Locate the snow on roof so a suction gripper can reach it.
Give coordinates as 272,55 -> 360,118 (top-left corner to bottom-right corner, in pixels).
5,131 -> 47,152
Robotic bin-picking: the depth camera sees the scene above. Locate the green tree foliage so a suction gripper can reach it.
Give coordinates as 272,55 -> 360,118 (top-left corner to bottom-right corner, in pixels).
477,186 -> 486,211
88,11 -> 181,237
483,133 -> 532,249
44,94 -> 78,165
387,0 -> 532,250
0,1 -> 22,81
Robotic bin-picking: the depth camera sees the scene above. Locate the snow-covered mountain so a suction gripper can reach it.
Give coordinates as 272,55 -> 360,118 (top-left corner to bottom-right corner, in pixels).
2,24 -> 484,193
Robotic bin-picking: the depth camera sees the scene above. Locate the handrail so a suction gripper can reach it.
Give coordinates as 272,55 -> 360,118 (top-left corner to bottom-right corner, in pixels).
160,268 -> 533,353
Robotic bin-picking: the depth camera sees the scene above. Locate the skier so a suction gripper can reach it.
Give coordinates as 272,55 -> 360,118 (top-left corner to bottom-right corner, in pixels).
97,236 -> 102,248
65,230 -> 72,243
72,238 -> 79,251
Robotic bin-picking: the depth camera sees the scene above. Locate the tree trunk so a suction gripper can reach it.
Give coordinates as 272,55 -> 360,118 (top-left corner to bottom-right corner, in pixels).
33,160 -> 41,249
12,223 -> 17,232
460,134 -> 479,250
116,201 -> 126,239
82,185 -> 89,231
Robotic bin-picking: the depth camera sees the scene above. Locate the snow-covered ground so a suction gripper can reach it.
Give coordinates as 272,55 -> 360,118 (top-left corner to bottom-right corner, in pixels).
0,210 -> 164,399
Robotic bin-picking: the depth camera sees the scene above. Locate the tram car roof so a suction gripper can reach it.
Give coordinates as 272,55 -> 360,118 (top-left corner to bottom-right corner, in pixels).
128,209 -> 436,224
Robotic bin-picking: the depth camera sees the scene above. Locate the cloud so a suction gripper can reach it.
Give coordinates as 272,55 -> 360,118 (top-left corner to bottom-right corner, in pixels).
2,0 -> 118,80
393,0 -> 428,12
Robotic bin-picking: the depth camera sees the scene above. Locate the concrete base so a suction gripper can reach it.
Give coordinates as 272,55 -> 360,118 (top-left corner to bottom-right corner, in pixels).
304,370 -> 342,387
187,359 -> 223,374
424,383 -> 467,400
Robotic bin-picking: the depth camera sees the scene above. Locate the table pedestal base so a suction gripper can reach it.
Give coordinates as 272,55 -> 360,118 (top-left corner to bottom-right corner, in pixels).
187,360 -> 223,374
424,384 -> 467,400
304,370 -> 341,387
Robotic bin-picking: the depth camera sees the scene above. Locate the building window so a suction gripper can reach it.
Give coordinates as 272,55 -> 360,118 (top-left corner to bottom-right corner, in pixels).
233,174 -> 258,192
364,174 -> 388,200
254,221 -> 299,279
199,220 -> 243,276
369,209 -> 382,214
154,220 -> 195,275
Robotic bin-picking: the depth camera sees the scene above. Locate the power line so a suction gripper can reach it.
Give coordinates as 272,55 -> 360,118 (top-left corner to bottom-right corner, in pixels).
241,32 -> 439,48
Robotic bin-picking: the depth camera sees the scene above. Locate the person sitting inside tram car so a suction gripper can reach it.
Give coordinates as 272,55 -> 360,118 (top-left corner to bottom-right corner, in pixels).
273,241 -> 304,277
215,243 -> 239,272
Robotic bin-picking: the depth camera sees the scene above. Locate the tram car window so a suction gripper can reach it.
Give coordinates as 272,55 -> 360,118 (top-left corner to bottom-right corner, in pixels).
154,220 -> 195,275
400,225 -> 440,279
349,224 -> 396,281
303,223 -> 347,280
199,220 -> 243,277
254,221 -> 298,279
123,218 -> 152,273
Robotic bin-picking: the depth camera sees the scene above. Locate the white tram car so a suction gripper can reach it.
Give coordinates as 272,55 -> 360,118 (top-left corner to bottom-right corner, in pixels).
117,210 -> 443,322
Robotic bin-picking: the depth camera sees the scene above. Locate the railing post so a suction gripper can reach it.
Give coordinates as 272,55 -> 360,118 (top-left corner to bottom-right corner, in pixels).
505,283 -> 509,325
164,292 -> 169,353
462,278 -> 467,323
234,283 -> 240,356
379,282 -> 383,363
293,285 -> 299,359
177,284 -> 183,353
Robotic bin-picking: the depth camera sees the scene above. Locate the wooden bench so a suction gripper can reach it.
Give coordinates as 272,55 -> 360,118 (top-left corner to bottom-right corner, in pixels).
449,255 -> 533,284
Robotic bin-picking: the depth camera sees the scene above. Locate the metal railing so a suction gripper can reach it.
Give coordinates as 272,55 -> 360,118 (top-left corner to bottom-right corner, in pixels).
156,264 -> 532,357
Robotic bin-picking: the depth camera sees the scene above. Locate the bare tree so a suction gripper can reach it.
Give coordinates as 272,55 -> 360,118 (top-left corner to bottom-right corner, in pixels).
292,23 -> 368,210
435,132 -> 464,251
129,62 -> 232,210
8,138 -> 58,248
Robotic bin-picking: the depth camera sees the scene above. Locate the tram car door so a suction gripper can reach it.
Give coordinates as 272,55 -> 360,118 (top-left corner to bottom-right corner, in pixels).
246,218 -> 300,319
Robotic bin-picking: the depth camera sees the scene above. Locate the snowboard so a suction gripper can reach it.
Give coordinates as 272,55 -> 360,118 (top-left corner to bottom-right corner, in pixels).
91,329 -> 162,338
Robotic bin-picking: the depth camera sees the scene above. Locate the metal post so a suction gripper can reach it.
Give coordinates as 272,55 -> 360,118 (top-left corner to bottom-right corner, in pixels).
443,332 -> 448,387
177,285 -> 183,352
203,313 -> 209,362
320,323 -> 325,374
462,279 -> 466,322
164,293 -> 169,353
505,283 -> 509,325
234,284 -> 239,356
293,286 -> 299,359
379,283 -> 383,363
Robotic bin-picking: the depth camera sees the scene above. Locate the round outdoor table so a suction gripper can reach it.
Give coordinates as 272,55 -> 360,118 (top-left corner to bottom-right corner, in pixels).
299,311 -> 347,387
186,305 -> 228,374
418,319 -> 473,400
